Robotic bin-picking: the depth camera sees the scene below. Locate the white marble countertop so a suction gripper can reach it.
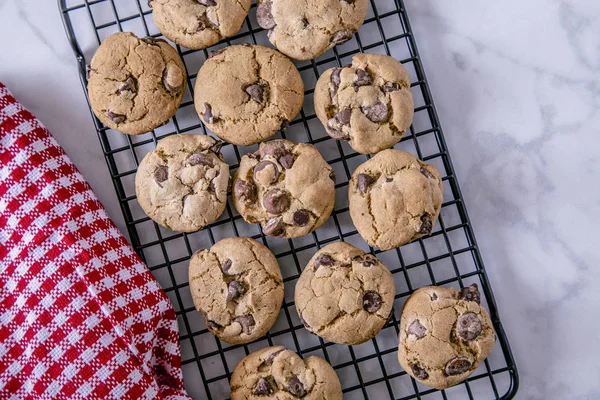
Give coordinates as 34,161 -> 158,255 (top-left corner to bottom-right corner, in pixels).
2,0 -> 599,399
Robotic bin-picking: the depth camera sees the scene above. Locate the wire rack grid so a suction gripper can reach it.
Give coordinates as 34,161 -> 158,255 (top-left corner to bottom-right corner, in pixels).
58,0 -> 518,399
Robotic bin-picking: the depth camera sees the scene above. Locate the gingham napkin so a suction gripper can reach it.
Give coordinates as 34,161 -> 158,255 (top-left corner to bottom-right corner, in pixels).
0,83 -> 191,399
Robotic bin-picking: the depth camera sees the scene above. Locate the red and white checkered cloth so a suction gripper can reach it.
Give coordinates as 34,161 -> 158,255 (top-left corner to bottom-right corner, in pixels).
0,83 -> 191,399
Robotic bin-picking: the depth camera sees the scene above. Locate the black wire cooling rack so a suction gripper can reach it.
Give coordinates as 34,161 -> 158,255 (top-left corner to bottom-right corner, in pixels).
58,0 -> 519,398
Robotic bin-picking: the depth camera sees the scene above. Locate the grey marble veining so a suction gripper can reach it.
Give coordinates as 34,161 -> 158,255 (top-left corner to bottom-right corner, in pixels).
1,0 -> 599,399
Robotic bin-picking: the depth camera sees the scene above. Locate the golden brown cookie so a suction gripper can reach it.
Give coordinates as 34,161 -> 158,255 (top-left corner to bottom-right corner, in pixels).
295,242 -> 395,345
232,139 -> 335,238
398,284 -> 496,389
87,32 -> 186,135
194,45 -> 304,145
314,53 -> 414,154
189,237 -> 284,344
255,0 -> 368,60
349,149 -> 443,250
230,346 -> 342,399
135,134 -> 229,232
149,0 -> 251,50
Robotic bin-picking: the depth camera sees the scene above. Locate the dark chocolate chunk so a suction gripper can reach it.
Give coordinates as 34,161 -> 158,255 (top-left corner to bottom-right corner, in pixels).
362,256 -> 376,267
459,283 -> 480,304
254,161 -> 280,184
457,313 -> 482,341
264,349 -> 285,366
163,65 -> 183,95
222,259 -> 233,275
314,254 -> 334,269
418,214 -> 433,235
202,313 -> 222,331
329,170 -> 336,182
279,153 -> 294,169
332,30 -> 353,45
325,119 -> 350,140
407,319 -> 427,338
208,48 -> 226,58
445,357 -> 472,376
245,83 -> 266,103
253,377 -> 274,395
293,210 -> 310,226
301,17 -> 309,28
357,173 -> 375,193
197,0 -> 217,6
354,68 -> 371,88
431,292 -> 438,300
118,76 -> 138,94
256,1 -> 275,30
106,111 -> 126,124
411,364 -> 429,380
142,36 -> 167,46
335,108 -> 352,125
287,376 -> 306,398
202,103 -> 216,124
263,189 -> 290,215
382,82 -> 401,92
235,315 -> 255,335
363,291 -> 382,313
186,153 -> 214,167
234,179 -> 257,204
209,141 -> 223,155
361,100 -> 388,122
226,280 -> 245,302
154,165 -> 169,185
263,216 -> 285,236
260,141 -> 287,159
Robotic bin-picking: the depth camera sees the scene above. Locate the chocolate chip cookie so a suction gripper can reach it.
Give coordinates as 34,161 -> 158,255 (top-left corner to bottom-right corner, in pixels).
149,0 -> 251,50
87,32 -> 186,135
314,53 -> 414,154
349,149 -> 443,250
256,0 -> 368,60
189,237 -> 284,344
232,140 -> 335,238
194,45 -> 304,145
135,134 -> 229,232
295,242 -> 395,345
230,346 -> 342,399
398,284 -> 496,389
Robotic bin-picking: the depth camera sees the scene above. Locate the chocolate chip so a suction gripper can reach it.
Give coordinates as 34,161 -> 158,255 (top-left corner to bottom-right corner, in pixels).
209,141 -> 223,155
314,254 -> 334,270
420,166 -> 434,178
163,63 -> 184,95
280,120 -> 290,130
325,118 -> 350,140
445,357 -> 472,376
186,153 -> 214,167
154,165 -> 168,185
287,376 -> 306,398
361,100 -> 388,122
385,176 -> 394,183
411,364 -> 429,380
407,319 -> 427,338
118,76 -> 138,94
419,214 -> 433,235
226,281 -> 245,302
142,36 -> 167,46
148,0 -> 153,8
86,64 -> 97,80
260,141 -> 287,159
235,315 -> 255,335
460,284 -> 481,304
362,256 -> 376,267
354,69 -> 372,89
329,68 -> 342,99
335,108 -> 352,125
256,1 -> 275,30
457,313 -> 482,341
332,30 -> 353,45
254,161 -> 280,184
208,48 -> 226,58
263,189 -> 290,215
279,153 -> 294,169
264,349 -> 285,366
329,170 -> 336,182
253,377 -> 274,395
202,103 -> 216,124
357,173 -> 375,193
222,259 -> 233,275
197,0 -> 216,6
245,83 -> 266,103
431,292 -> 438,300
301,17 -> 309,28
234,179 -> 257,205
263,216 -> 285,236
293,210 -> 310,226
363,291 -> 382,313
202,313 -> 222,331
382,82 -> 401,92
106,111 -> 126,124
